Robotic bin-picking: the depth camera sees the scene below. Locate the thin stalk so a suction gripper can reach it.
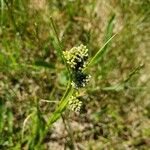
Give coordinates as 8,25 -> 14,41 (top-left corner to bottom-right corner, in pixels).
34,17 -> 74,147
61,114 -> 75,150
37,82 -> 73,146
50,17 -> 71,79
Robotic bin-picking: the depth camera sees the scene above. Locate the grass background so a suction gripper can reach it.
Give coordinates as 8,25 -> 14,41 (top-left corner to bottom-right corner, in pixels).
0,0 -> 150,149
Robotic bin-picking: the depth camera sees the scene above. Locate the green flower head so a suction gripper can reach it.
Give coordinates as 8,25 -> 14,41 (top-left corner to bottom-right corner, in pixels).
63,44 -> 91,89
68,96 -> 82,112
63,44 -> 88,71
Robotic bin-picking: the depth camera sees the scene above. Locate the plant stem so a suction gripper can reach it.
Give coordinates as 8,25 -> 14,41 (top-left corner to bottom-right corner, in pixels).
61,114 -> 75,150
50,17 -> 71,79
37,82 -> 73,146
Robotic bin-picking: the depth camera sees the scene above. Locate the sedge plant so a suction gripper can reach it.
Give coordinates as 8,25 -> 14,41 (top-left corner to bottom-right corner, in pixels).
31,16 -> 117,149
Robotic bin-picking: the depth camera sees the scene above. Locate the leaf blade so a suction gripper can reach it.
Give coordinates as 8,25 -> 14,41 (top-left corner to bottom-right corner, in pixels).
86,14 -> 116,68
86,33 -> 117,68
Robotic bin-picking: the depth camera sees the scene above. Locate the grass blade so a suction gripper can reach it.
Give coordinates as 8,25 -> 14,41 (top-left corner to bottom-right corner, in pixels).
0,0 -> 4,26
86,34 -> 117,68
104,14 -> 115,43
102,64 -> 143,91
86,14 -> 116,68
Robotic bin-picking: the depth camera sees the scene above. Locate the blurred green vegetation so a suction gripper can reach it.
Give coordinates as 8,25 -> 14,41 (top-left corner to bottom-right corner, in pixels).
0,0 -> 150,149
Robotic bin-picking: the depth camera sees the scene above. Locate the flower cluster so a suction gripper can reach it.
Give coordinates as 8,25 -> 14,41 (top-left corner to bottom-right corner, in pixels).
71,71 -> 91,88
68,96 -> 82,112
63,44 -> 91,112
63,44 -> 88,71
63,44 -> 90,89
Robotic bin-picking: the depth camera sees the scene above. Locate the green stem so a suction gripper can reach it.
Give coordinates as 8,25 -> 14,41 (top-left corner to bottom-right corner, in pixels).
35,17 -> 74,147
37,82 -> 73,146
61,114 -> 75,150
50,17 -> 71,79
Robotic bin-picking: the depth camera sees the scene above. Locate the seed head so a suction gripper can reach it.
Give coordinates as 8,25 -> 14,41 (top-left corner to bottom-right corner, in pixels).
68,96 -> 82,112
63,44 -> 88,71
63,44 -> 91,89
72,72 -> 91,89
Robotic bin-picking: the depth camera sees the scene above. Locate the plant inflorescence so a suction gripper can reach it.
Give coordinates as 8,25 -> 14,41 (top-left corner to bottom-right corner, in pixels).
63,44 -> 91,112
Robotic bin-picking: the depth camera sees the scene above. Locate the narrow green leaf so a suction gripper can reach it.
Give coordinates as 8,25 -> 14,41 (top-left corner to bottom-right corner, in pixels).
34,60 -> 55,69
0,99 -> 5,133
102,83 -> 124,92
104,14 -> 115,42
0,0 -> 4,25
7,109 -> 13,134
86,14 -> 116,67
86,34 -> 117,68
50,17 -> 65,61
102,64 -> 143,91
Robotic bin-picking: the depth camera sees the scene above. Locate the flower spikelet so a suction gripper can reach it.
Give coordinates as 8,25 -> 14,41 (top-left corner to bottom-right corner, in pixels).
63,44 -> 88,71
68,96 -> 82,112
63,44 -> 91,89
72,72 -> 91,88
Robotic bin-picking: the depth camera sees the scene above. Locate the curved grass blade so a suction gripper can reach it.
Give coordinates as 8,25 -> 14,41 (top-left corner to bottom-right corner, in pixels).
104,14 -> 115,43
86,33 -> 117,68
85,14 -> 116,68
